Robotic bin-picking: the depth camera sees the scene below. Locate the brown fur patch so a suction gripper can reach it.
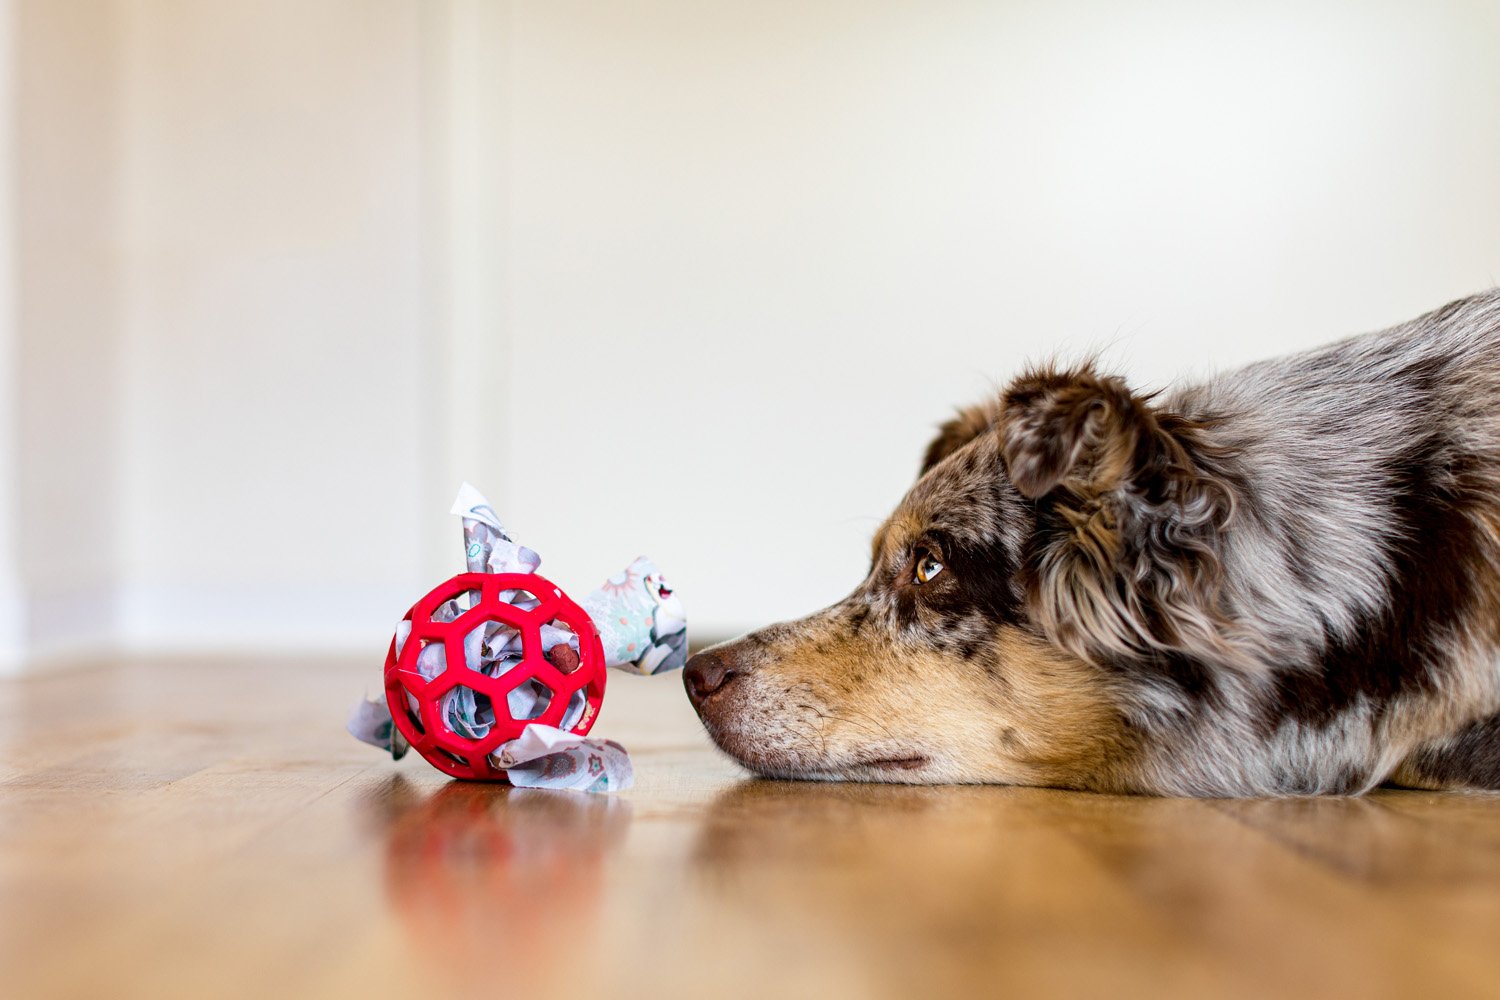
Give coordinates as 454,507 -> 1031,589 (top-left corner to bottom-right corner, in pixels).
921,399 -> 1006,476
997,365 -> 1246,671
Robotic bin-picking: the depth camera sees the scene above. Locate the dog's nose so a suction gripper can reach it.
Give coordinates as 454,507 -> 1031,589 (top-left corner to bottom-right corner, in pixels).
684,649 -> 739,704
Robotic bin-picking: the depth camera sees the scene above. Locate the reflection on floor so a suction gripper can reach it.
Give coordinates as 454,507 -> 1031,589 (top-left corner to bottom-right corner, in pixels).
2,656 -> 1499,999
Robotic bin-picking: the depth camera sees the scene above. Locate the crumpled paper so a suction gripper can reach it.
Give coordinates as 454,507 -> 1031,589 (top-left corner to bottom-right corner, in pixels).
497,725 -> 633,793
347,483 -> 686,792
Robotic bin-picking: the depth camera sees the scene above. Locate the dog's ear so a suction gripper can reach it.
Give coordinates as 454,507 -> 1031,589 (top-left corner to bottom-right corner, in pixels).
920,399 -> 1004,476
1001,365 -> 1240,666
1001,367 -> 1178,500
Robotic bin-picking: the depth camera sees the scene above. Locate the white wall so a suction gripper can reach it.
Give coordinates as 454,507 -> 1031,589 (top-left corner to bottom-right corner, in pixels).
4,1 -> 1500,667
1,0 -> 125,670
502,0 -> 1500,635
114,0 -> 432,650
0,0 -> 18,670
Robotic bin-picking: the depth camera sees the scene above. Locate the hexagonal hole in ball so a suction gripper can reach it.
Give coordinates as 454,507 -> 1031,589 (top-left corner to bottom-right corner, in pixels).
498,587 -> 540,612
507,678 -> 554,722
560,687 -> 588,731
542,619 -> 581,674
441,683 -> 496,739
401,687 -> 426,735
431,588 -> 482,624
468,620 -> 523,669
414,638 -> 448,680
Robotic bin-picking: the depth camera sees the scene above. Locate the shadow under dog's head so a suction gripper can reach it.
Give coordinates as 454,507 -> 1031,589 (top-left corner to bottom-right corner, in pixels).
685,365 -> 1238,788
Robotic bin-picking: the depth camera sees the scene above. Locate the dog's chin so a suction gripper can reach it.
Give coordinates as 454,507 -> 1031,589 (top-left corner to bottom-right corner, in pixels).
763,758 -> 941,785
805,757 -> 939,785
704,724 -> 937,784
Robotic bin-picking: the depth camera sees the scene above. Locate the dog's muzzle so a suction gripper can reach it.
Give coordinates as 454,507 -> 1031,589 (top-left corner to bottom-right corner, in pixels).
683,647 -> 744,709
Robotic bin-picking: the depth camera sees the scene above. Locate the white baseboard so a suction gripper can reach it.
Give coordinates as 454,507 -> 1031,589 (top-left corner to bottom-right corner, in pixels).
0,581 -> 753,675
0,583 -> 119,676
116,581 -> 417,655
0,586 -> 23,677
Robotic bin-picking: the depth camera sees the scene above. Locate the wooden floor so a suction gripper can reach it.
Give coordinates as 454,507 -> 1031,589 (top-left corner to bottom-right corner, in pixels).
3,657 -> 1500,999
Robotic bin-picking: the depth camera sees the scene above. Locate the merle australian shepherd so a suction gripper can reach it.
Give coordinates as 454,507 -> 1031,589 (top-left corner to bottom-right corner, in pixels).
684,291 -> 1500,796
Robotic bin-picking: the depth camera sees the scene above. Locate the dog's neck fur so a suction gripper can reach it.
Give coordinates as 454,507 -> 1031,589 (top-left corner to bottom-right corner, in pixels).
1084,293 -> 1500,793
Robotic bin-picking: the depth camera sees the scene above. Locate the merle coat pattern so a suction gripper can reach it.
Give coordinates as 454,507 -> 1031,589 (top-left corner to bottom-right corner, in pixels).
684,291 -> 1500,795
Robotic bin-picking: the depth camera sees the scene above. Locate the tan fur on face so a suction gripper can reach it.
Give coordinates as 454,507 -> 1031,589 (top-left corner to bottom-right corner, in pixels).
695,610 -> 1137,788
689,426 -> 1139,789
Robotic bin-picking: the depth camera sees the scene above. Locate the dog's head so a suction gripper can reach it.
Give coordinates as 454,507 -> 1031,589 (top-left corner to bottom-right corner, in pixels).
685,365 -> 1235,786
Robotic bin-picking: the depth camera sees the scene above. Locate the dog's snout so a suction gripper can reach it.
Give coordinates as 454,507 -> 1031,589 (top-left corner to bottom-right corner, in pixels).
684,649 -> 740,705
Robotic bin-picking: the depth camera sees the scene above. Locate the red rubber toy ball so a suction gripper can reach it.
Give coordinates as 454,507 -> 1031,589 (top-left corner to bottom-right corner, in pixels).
384,571 -> 607,781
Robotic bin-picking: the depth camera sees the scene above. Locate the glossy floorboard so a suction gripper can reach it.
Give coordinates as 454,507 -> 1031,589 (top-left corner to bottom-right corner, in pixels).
3,656 -> 1499,999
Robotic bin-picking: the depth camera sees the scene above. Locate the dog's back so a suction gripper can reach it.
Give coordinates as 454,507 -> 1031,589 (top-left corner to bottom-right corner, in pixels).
1149,292 -> 1500,793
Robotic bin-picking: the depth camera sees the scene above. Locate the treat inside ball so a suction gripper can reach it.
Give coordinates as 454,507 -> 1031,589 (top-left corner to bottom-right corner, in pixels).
384,571 -> 608,781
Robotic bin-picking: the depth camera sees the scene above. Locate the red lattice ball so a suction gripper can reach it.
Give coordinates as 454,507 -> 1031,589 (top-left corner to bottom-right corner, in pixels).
384,572 -> 607,781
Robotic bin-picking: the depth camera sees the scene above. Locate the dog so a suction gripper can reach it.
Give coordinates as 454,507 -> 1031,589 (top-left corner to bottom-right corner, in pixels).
684,291 -> 1500,796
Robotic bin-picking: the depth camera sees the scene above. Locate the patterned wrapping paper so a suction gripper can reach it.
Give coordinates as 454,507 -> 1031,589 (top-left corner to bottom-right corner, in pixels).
346,483 -> 687,793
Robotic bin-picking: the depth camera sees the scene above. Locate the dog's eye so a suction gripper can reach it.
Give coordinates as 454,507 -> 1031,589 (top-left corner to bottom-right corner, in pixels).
914,553 -> 944,585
